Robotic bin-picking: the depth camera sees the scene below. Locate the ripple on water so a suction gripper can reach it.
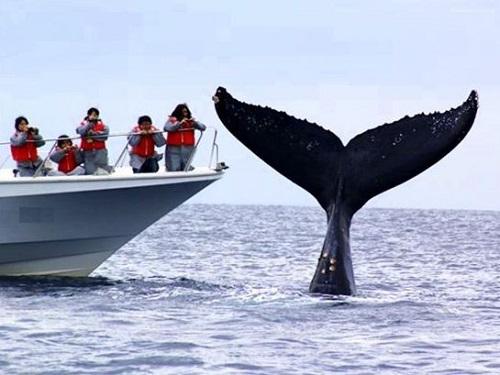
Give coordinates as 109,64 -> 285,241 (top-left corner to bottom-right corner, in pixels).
0,205 -> 499,374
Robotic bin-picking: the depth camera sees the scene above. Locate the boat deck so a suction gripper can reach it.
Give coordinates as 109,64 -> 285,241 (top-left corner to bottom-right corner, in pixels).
0,167 -> 224,196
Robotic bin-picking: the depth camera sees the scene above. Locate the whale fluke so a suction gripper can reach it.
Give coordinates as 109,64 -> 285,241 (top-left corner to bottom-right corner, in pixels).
214,87 -> 345,211
214,87 -> 478,295
343,91 -> 478,212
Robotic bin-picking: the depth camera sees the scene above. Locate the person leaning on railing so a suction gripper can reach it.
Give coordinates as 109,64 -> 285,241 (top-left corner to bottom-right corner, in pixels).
76,107 -> 113,175
10,116 -> 46,177
163,103 -> 206,171
127,115 -> 166,173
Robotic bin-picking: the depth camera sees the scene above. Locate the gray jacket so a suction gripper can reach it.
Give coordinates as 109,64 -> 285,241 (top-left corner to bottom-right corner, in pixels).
10,131 -> 45,168
163,119 -> 206,132
76,120 -> 109,141
10,131 -> 45,147
50,147 -> 84,166
127,129 -> 166,148
128,128 -> 165,170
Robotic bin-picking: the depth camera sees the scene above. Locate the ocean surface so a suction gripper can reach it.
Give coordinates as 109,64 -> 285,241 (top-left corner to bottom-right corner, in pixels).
1,204 -> 499,374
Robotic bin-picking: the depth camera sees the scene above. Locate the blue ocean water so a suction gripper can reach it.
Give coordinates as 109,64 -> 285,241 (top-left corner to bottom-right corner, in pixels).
1,204 -> 499,374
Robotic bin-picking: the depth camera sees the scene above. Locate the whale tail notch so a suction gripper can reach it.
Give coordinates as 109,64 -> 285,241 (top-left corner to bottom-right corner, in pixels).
214,87 -> 478,214
214,87 -> 478,295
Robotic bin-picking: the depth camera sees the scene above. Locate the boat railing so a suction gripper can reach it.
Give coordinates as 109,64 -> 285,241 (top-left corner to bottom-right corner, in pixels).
208,127 -> 219,170
0,127 -> 223,177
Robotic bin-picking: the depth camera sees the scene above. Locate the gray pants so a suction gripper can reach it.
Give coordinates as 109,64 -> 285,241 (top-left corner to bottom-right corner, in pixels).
83,149 -> 112,175
17,158 -> 43,177
48,166 -> 86,176
130,153 -> 163,173
165,146 -> 194,171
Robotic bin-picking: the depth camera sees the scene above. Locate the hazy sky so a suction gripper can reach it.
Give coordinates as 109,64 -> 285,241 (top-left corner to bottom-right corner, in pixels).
0,0 -> 498,210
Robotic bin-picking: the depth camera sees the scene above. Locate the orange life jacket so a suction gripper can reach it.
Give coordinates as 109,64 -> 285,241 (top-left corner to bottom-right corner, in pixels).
11,133 -> 38,162
80,120 -> 107,151
57,148 -> 79,173
131,125 -> 159,157
166,117 -> 195,146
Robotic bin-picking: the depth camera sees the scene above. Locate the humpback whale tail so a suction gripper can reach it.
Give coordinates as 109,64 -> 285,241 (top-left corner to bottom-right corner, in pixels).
213,88 -> 478,295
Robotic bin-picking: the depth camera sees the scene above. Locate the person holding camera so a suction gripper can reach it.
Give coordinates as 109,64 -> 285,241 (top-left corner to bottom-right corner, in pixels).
76,107 -> 112,175
49,135 -> 85,176
128,115 -> 165,173
163,103 -> 206,171
10,116 -> 46,177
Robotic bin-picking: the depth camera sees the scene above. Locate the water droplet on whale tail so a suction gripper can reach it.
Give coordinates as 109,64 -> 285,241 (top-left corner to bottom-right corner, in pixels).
214,87 -> 479,295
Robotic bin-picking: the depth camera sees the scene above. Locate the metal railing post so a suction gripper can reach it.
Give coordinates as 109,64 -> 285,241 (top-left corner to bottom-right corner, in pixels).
33,141 -> 57,177
183,130 -> 204,172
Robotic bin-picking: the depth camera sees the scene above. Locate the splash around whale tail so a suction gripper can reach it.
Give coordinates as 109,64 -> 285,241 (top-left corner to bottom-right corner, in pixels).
214,87 -> 478,294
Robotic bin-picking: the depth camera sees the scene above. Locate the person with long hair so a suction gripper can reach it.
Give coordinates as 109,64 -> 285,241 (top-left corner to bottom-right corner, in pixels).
10,116 -> 46,176
163,103 -> 206,171
76,107 -> 112,174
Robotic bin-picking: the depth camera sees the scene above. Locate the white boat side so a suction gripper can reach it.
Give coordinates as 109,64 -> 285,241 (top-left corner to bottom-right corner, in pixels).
0,167 -> 222,197
0,167 -> 225,276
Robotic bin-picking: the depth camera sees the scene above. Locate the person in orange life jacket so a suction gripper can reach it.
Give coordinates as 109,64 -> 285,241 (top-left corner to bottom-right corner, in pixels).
49,135 -> 85,176
10,116 -> 46,177
128,115 -> 166,173
163,104 -> 206,171
76,107 -> 112,175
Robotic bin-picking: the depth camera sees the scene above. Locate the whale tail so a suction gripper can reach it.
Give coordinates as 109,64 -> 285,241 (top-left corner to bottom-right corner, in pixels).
214,88 -> 478,294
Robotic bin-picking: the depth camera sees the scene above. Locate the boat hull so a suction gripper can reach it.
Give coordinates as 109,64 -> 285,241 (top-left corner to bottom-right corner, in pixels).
0,171 -> 220,276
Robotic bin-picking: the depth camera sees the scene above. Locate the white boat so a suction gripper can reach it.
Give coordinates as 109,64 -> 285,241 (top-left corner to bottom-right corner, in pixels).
0,130 -> 225,277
